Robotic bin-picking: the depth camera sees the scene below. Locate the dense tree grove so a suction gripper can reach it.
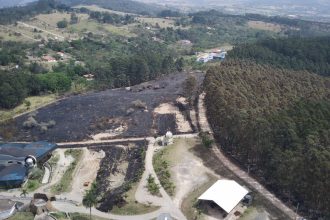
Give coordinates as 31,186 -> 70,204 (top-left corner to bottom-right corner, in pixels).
88,11 -> 135,25
229,37 -> 330,76
204,61 -> 330,219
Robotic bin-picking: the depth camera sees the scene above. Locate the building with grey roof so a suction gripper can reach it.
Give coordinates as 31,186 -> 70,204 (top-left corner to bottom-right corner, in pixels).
0,141 -> 57,188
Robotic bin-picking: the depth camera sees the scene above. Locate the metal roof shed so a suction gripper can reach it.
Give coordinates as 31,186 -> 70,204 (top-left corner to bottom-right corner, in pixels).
198,180 -> 249,213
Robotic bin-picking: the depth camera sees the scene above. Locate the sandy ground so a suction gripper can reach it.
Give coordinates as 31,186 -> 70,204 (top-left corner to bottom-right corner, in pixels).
61,148 -> 104,202
169,138 -> 219,207
154,103 -> 192,133
91,124 -> 128,141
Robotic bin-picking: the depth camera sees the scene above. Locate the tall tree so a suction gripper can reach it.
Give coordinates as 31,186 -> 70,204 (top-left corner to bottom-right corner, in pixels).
82,182 -> 98,220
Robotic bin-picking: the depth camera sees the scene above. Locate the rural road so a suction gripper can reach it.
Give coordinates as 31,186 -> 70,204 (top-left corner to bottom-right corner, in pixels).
198,93 -> 302,220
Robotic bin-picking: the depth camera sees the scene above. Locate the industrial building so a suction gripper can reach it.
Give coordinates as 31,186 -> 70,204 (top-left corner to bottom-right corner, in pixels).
0,141 -> 57,188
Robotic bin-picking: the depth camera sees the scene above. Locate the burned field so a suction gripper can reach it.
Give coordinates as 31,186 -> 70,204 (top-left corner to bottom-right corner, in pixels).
2,72 -> 204,142
91,141 -> 146,212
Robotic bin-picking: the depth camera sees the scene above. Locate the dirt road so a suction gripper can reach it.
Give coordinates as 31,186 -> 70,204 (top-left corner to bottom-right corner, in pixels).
198,93 -> 302,220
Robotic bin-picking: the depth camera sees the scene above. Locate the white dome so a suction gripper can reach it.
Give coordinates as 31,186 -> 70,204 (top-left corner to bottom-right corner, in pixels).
25,157 -> 36,167
165,131 -> 173,138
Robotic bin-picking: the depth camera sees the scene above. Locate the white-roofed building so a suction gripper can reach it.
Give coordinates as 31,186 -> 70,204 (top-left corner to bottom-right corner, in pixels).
198,179 -> 249,214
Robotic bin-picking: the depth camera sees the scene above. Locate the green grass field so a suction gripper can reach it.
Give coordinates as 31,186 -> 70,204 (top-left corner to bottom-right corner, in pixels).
70,19 -> 135,37
0,94 -> 57,122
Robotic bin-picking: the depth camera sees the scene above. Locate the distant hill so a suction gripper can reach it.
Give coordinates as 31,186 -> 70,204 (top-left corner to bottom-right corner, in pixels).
0,0 -> 36,8
137,0 -> 330,22
59,0 -> 165,15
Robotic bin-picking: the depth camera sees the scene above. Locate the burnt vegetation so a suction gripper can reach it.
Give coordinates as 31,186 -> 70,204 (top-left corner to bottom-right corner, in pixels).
92,142 -> 146,212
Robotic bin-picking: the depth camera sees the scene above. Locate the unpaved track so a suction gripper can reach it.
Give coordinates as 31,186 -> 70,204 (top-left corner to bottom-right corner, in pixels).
198,93 -> 302,220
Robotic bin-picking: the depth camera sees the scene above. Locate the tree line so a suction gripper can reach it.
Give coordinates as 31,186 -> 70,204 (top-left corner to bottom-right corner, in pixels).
204,60 -> 330,219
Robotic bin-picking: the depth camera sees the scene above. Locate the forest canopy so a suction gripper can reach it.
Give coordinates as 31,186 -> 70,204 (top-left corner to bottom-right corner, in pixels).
204,60 -> 330,218
228,37 -> 330,76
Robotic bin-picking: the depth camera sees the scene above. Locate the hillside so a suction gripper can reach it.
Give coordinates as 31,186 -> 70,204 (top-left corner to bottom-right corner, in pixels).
0,0 -> 36,8
228,37 -> 330,76
204,60 -> 330,218
59,0 -> 164,15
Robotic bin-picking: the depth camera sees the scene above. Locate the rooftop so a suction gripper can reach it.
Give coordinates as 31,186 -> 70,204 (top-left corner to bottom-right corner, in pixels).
198,179 -> 249,213
0,142 -> 57,186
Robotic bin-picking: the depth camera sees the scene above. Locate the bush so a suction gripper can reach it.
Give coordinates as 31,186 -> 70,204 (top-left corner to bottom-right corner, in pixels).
131,99 -> 147,109
57,19 -> 68,28
23,116 -> 38,128
147,174 -> 160,196
199,132 -> 213,148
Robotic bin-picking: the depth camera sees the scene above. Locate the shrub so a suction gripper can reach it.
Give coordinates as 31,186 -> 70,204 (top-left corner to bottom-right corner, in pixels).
147,174 -> 160,196
23,116 -> 38,128
131,99 -> 147,110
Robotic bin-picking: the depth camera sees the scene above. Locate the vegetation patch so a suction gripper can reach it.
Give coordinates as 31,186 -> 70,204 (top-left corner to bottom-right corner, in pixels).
153,147 -> 175,196
146,174 -> 160,196
8,212 -> 34,220
51,149 -> 83,194
23,167 -> 44,192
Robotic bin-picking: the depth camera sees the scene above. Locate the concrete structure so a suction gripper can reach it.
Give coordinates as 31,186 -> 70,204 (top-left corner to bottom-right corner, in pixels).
198,180 -> 249,213
0,199 -> 17,219
0,142 -> 57,188
196,51 -> 227,63
162,131 -> 173,146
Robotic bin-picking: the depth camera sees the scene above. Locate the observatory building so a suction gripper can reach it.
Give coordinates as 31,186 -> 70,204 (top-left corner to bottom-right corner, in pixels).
0,141 -> 57,188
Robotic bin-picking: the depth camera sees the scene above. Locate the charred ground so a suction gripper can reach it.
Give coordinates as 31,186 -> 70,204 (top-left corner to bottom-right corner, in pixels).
1,72 -> 203,142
